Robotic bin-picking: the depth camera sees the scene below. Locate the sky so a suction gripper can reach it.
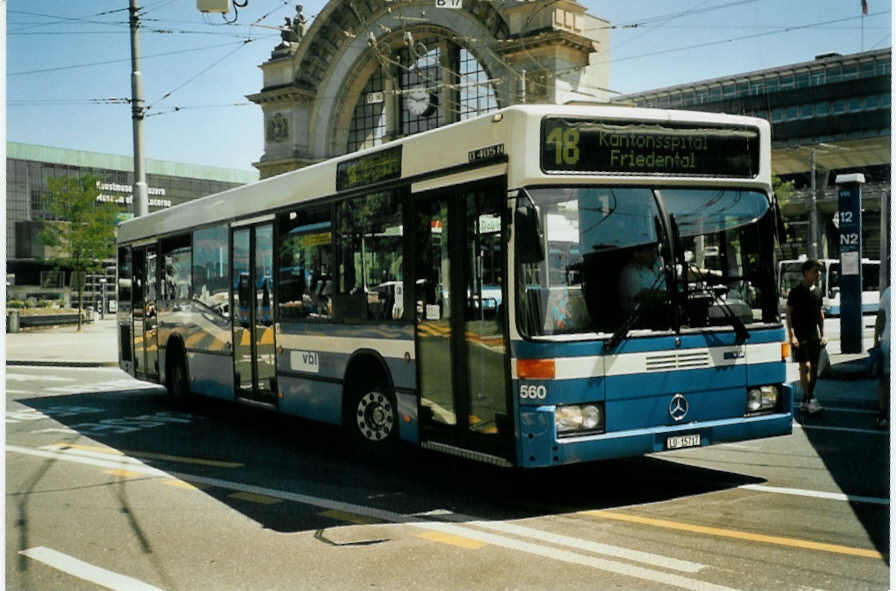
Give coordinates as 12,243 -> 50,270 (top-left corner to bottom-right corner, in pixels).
6,0 -> 893,174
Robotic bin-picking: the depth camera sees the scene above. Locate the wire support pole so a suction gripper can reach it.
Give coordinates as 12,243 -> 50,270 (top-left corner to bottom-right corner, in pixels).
130,0 -> 149,217
808,149 -> 818,259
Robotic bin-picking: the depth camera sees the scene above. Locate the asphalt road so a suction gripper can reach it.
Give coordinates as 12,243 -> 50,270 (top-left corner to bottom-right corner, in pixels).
5,365 -> 890,591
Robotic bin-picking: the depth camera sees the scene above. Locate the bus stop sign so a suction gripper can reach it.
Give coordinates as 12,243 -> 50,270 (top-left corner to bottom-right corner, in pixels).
835,173 -> 865,354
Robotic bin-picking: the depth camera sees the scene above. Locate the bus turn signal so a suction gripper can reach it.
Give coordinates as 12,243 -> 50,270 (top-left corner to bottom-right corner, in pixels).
517,359 -> 556,379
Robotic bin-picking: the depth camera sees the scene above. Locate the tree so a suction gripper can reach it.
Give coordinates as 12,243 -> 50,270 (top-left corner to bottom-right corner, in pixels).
38,174 -> 119,330
772,175 -> 795,205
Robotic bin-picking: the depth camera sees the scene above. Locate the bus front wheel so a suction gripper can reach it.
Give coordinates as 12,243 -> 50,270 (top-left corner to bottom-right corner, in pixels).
349,387 -> 398,448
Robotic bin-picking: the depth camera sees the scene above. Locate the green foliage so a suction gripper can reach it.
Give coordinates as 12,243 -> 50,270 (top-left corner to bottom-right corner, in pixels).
772,176 -> 795,204
38,174 -> 118,272
6,300 -> 26,309
37,174 -> 118,329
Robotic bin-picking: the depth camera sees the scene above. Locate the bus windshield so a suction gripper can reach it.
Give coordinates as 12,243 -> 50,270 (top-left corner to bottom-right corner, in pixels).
517,186 -> 776,337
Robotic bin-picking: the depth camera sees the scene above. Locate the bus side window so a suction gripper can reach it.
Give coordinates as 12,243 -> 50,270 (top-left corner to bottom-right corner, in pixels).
276,206 -> 333,321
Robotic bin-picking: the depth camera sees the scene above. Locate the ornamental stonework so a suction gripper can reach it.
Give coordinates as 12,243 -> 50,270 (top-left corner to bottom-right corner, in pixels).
267,113 -> 289,143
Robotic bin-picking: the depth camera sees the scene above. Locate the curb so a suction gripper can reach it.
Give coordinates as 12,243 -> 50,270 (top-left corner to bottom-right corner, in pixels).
6,360 -> 120,368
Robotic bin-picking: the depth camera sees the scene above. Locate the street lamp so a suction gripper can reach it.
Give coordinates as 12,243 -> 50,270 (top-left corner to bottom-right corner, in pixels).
796,142 -> 846,259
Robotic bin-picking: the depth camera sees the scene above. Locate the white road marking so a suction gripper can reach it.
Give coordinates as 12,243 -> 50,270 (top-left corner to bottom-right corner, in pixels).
6,406 -> 106,423
7,445 -> 738,591
19,546 -> 164,591
793,423 -> 887,435
739,484 -> 888,506
46,379 -> 163,395
7,366 -> 124,373
6,374 -> 72,382
422,511 -> 705,573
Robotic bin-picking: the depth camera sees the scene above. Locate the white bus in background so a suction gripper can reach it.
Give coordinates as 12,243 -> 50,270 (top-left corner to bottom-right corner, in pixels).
777,256 -> 881,316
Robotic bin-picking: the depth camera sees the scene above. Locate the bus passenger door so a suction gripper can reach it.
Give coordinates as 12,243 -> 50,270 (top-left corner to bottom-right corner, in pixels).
231,223 -> 277,406
144,246 -> 159,379
415,183 -> 512,463
132,248 -> 146,377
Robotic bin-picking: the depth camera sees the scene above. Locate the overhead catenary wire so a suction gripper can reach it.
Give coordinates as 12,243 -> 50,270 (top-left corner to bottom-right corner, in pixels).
148,39 -> 255,108
8,39 -> 252,77
595,10 -> 892,67
587,0 -> 759,31
610,0 -> 714,52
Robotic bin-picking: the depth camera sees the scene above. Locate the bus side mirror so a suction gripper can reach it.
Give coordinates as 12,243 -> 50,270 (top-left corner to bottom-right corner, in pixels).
515,193 -> 544,264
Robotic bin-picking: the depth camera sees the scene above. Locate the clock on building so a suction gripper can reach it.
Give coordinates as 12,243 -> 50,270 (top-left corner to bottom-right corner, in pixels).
405,87 -> 437,117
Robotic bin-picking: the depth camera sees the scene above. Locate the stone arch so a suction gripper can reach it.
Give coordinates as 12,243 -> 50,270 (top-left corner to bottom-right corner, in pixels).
327,23 -> 510,155
250,0 -> 605,177
295,0 -> 510,158
293,0 -> 509,92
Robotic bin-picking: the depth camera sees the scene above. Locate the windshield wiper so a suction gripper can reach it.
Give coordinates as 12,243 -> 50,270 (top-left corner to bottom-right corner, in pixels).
687,263 -> 750,342
667,213 -> 748,342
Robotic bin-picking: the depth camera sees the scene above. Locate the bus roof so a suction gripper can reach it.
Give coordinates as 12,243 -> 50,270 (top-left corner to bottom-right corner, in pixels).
118,104 -> 771,244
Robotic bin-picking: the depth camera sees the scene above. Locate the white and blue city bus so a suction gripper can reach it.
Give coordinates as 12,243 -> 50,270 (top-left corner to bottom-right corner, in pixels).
117,104 -> 792,468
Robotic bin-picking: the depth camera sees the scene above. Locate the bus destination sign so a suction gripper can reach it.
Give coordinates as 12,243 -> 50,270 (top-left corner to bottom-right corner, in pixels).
541,118 -> 760,177
337,145 -> 402,191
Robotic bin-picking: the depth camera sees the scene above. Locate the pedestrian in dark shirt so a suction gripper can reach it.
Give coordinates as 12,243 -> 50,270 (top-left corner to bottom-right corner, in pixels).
785,259 -> 826,414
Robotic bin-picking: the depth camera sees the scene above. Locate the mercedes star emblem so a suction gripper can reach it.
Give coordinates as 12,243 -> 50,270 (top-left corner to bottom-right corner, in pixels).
669,393 -> 689,422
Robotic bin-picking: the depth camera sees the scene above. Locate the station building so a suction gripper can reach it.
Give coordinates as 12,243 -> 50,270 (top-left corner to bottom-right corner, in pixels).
6,142 -> 257,305
613,48 -> 891,263
247,2 -> 889,265
248,0 -> 611,178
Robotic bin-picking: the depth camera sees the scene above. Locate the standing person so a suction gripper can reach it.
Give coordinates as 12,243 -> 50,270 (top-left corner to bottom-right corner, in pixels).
785,259 -> 826,414
873,284 -> 890,429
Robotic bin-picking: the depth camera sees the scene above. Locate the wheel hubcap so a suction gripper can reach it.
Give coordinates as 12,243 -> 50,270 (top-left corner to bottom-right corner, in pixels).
356,391 -> 394,442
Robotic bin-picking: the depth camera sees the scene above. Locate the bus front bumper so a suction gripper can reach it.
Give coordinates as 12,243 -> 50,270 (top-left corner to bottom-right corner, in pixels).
519,410 -> 793,468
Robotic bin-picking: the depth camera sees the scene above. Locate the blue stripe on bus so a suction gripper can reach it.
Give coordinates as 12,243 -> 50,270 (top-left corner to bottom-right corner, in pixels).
279,374 -> 343,426
746,361 -> 786,387
519,412 -> 792,467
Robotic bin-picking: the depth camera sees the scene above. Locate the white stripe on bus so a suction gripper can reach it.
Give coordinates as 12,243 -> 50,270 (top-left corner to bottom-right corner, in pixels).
512,342 -> 783,379
276,333 -> 415,360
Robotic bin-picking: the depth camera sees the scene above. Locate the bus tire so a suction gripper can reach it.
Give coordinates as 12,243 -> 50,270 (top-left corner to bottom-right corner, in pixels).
165,346 -> 190,405
347,385 -> 398,450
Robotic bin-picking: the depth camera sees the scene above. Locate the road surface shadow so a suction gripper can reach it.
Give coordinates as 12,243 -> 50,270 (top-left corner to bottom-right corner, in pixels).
17,390 -> 768,535
794,376 -> 889,563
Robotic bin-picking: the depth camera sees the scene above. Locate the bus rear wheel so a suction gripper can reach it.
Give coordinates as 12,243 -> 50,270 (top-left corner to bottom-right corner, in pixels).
350,387 -> 398,448
166,351 -> 190,405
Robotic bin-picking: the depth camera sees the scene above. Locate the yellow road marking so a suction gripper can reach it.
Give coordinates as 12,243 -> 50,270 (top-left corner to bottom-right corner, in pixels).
584,511 -> 883,559
163,479 -> 210,490
50,444 -> 123,455
123,451 -> 242,468
319,510 -> 380,525
49,443 -> 242,468
229,491 -> 281,505
417,530 -> 486,549
103,469 -> 144,479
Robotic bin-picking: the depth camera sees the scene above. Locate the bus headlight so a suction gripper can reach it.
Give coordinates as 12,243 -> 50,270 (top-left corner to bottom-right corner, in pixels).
747,386 -> 779,414
556,403 -> 604,436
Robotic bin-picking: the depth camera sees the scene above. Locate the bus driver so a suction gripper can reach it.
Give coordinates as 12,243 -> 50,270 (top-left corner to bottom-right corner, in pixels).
619,242 -> 667,316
